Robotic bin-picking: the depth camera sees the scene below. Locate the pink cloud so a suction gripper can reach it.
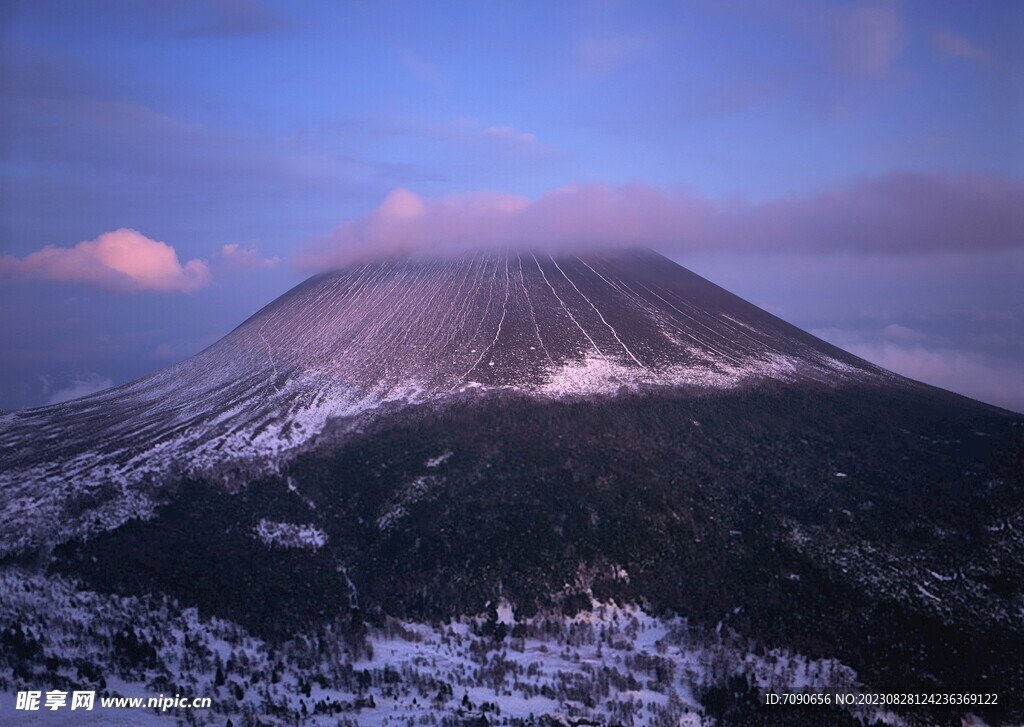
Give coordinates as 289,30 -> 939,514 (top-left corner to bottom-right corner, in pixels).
297,172 -> 1024,270
0,229 -> 211,292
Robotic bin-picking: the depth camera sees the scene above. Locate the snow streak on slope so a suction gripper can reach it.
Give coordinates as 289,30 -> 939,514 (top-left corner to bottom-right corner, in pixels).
0,249 -> 892,554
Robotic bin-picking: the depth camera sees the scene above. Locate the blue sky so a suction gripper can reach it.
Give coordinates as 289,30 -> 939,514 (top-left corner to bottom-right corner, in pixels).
1,0 -> 1022,411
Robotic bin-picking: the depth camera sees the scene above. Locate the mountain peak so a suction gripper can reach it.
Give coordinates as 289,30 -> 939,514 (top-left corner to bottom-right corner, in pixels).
236,247 -> 883,396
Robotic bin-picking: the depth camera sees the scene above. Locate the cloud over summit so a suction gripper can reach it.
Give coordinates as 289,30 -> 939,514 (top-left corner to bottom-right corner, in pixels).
298,172 -> 1024,270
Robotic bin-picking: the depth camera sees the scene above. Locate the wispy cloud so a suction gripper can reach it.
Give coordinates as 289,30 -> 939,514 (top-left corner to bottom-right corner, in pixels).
826,0 -> 905,79
479,125 -> 538,145
297,171 -> 1024,269
0,46 -> 397,231
574,32 -> 652,74
0,229 -> 211,293
42,372 -> 114,405
86,0 -> 287,38
377,116 -> 549,152
433,118 -> 554,156
177,0 -> 286,37
398,49 -> 444,90
930,29 -> 990,65
291,115 -> 557,167
214,243 -> 279,271
755,0 -> 906,80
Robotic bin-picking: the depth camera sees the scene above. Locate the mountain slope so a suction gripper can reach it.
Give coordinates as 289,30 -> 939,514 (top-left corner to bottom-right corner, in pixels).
0,249 -> 896,554
48,383 -> 1024,721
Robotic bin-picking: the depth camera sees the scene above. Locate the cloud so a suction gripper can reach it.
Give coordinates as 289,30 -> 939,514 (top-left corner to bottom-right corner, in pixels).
44,372 -> 114,405
881,323 -> 926,343
215,243 -> 279,271
297,172 -> 1024,269
812,326 -> 1023,414
87,0 -> 286,38
382,116 -> 553,154
723,172 -> 1024,253
930,29 -> 990,65
178,0 -> 286,37
574,32 -> 652,74
0,49 -> 394,229
761,0 -> 905,80
399,50 -> 444,90
0,229 -> 211,293
3,92 -> 350,188
480,125 -> 538,146
826,0 -> 905,78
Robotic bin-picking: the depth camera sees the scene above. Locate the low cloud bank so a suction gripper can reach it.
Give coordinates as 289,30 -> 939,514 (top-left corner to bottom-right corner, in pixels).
43,372 -> 114,406
297,172 -> 1024,270
814,325 -> 1024,414
1,229 -> 211,293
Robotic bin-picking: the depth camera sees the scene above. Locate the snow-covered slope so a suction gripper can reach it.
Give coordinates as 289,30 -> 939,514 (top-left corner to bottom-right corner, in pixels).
0,248 -> 892,553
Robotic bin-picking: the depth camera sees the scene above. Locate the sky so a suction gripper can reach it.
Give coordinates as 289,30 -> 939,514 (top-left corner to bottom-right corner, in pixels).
1,0 -> 1022,412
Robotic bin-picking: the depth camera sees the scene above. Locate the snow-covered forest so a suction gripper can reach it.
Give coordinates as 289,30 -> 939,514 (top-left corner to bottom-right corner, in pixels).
0,568 -> 901,727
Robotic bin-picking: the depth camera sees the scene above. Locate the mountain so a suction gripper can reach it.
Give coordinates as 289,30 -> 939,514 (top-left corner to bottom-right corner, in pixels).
1,249 -> 1021,725
0,248 -> 890,553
